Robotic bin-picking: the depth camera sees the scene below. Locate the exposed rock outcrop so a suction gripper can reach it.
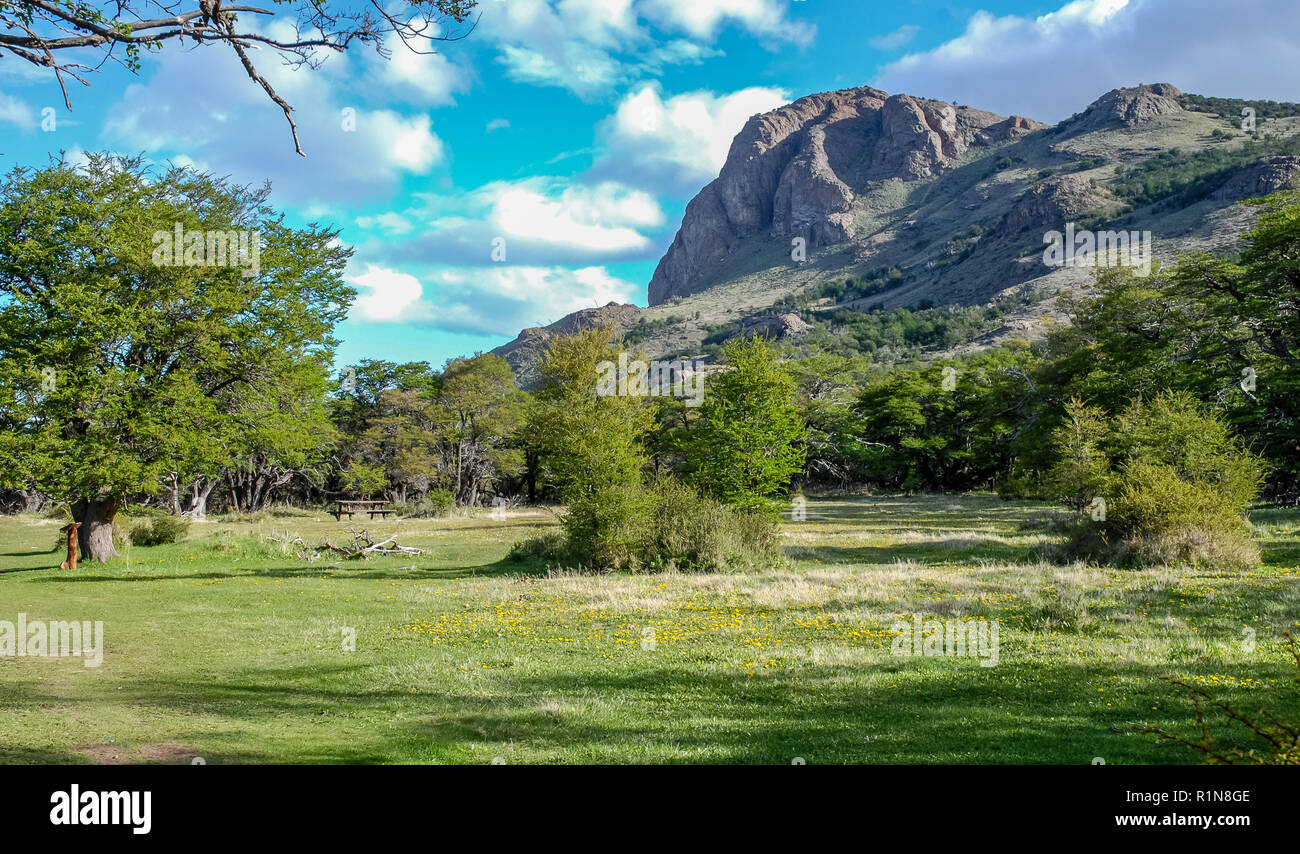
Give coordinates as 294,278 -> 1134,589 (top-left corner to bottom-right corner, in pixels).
490,302 -> 640,390
1066,83 -> 1183,133
1212,155 -> 1300,202
648,86 -> 1044,305
1000,175 -> 1111,232
489,81 -> 1297,389
740,312 -> 812,340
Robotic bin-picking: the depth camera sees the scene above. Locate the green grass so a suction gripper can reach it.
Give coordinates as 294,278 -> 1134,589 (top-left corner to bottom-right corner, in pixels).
1,496 -> 1297,764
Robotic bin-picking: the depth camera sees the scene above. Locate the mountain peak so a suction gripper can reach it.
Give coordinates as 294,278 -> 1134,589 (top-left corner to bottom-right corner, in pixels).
648,86 -> 1045,305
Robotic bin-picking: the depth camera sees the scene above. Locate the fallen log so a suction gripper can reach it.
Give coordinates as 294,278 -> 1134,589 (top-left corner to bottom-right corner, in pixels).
269,529 -> 424,561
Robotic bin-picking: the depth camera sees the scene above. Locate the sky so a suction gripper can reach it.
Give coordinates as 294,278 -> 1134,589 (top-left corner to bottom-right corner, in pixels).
3,0 -> 1300,370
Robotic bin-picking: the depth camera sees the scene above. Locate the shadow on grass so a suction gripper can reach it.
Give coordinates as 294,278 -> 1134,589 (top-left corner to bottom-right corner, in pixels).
791,538 -> 1044,567
1261,538 -> 1300,568
30,555 -> 550,584
6,656 -> 1284,765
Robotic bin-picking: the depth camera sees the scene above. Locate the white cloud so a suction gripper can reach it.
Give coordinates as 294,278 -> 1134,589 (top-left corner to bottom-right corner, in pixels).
362,177 -> 667,268
486,118 -> 511,133
592,84 -> 791,193
482,0 -> 642,96
874,0 -> 1300,123
376,30 -> 470,106
426,264 -> 640,336
349,265 -> 426,322
640,0 -> 813,43
355,212 -> 414,235
0,90 -> 34,130
868,25 -> 921,51
99,42 -> 446,203
478,0 -> 802,98
491,179 -> 664,253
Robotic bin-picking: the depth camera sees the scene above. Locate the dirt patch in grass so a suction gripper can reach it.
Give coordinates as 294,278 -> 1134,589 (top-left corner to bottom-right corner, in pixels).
79,741 -> 200,764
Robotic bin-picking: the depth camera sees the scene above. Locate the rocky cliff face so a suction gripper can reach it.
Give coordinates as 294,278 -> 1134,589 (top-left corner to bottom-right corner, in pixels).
647,86 -> 1044,304
492,81 -> 1300,386
1212,155 -> 1300,201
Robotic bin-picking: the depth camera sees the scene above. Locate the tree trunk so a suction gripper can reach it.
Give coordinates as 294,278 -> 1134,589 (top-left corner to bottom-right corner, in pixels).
71,496 -> 121,562
184,477 -> 217,517
20,489 -> 44,513
165,473 -> 183,516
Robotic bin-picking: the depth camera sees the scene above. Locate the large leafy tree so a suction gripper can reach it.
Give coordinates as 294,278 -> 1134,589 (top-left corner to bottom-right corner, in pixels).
853,346 -> 1040,491
0,154 -> 352,560
1172,193 -> 1300,491
684,335 -> 805,511
530,325 -> 654,568
1038,193 -> 1300,496
433,353 -> 527,506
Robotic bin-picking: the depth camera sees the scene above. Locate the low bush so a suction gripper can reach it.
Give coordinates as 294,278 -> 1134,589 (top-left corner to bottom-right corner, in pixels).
1048,393 -> 1265,568
510,479 -> 785,573
642,478 -> 783,573
129,515 -> 191,546
507,530 -> 569,564
394,489 -> 455,518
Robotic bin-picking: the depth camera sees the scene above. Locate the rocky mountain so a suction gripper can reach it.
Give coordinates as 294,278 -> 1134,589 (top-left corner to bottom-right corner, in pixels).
495,83 -> 1300,385
648,86 -> 1045,304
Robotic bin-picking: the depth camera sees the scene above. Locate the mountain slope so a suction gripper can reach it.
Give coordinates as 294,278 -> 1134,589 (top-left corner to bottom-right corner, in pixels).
494,83 -> 1300,384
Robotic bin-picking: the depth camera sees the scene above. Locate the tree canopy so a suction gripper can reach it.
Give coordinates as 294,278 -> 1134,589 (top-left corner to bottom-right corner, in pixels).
0,153 -> 353,557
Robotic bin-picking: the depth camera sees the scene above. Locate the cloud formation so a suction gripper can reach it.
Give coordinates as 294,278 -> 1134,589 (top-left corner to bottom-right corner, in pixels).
591,84 -> 791,193
875,0 -> 1300,122
357,177 -> 667,269
480,0 -> 810,97
98,31 -> 446,204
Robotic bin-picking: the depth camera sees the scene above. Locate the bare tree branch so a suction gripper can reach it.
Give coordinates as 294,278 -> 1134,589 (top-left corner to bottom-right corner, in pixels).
0,0 -> 480,153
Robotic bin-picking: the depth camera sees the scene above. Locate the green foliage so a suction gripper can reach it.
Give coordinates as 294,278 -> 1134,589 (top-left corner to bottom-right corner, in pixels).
643,478 -> 782,573
1050,393 -> 1265,568
1040,195 -> 1300,497
531,325 -> 655,569
0,154 -> 352,546
625,314 -> 684,345
854,345 -> 1042,491
130,515 -> 191,546
341,461 -> 388,497
1180,92 -> 1300,122
683,335 -> 805,512
332,353 -> 526,506
1045,398 -> 1111,514
1109,137 -> 1300,211
392,488 -> 455,518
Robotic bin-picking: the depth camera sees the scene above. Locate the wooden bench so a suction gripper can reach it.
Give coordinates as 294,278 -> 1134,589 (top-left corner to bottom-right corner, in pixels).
333,500 -> 394,521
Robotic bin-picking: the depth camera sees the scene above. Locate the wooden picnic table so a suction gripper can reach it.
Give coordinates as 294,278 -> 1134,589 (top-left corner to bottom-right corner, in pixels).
333,500 -> 394,521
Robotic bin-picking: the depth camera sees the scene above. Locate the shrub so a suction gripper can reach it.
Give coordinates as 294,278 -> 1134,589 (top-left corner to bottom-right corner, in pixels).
643,478 -> 783,573
1105,462 -> 1260,569
507,530 -> 569,564
130,515 -> 191,546
562,483 -> 654,571
1045,398 -> 1110,514
394,489 -> 455,518
531,325 -> 656,571
683,335 -> 805,512
1049,393 -> 1265,568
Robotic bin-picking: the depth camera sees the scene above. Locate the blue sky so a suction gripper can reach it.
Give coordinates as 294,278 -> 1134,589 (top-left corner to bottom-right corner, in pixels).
3,0 -> 1300,370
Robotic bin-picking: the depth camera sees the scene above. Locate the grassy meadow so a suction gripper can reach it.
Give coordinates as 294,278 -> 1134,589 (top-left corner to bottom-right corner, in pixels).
1,495 -> 1297,764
